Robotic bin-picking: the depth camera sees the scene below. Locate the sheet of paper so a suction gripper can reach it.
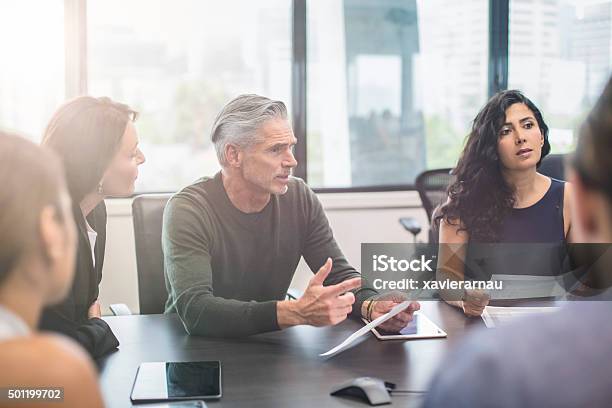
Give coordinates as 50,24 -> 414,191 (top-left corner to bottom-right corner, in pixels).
482,305 -> 560,328
319,301 -> 411,357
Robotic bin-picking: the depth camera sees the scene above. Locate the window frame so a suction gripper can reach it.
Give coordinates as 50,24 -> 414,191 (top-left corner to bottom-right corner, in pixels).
295,0 -> 509,193
70,0 -> 509,194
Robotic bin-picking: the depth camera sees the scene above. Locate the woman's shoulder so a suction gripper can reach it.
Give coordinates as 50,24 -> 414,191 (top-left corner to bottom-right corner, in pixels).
534,174 -> 566,202
545,175 -> 571,203
439,216 -> 469,243
0,334 -> 104,407
562,179 -> 572,194
0,333 -> 91,369
548,176 -> 566,187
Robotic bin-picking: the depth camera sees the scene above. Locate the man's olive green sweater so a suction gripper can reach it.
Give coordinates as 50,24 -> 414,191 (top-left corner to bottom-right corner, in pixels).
163,172 -> 376,337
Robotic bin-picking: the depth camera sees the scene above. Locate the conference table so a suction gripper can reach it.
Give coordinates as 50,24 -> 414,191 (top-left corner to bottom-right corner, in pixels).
98,301 -> 485,407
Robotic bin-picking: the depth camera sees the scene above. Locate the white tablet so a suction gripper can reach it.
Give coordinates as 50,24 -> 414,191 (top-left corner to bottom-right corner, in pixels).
363,311 -> 447,340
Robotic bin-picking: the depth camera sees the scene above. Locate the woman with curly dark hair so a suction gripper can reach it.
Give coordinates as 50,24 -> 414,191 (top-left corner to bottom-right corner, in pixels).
436,90 -> 573,316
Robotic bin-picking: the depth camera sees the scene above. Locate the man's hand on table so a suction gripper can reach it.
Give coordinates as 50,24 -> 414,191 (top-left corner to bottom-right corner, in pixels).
277,258 -> 362,328
362,292 -> 420,333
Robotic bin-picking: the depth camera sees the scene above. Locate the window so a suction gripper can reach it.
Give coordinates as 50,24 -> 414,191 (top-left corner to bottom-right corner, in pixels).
4,1 -> 604,192
0,1 -> 65,141
88,0 -> 292,192
306,0 -> 489,188
508,0 -> 612,154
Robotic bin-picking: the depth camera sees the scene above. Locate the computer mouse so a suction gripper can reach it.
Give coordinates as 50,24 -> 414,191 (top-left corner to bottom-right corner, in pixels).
330,376 -> 391,406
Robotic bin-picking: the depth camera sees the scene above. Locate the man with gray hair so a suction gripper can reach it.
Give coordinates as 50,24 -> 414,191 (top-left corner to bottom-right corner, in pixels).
162,94 -> 418,337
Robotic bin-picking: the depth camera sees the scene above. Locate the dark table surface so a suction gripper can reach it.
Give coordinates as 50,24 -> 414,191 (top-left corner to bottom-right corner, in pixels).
98,301 -> 484,407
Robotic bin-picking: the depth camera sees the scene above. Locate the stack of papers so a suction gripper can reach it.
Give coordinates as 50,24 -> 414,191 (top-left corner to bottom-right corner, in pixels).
481,306 -> 560,328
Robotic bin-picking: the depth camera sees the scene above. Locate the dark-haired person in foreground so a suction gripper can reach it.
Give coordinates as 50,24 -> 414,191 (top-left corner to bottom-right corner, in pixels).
40,96 -> 146,357
163,94 -> 419,337
423,78 -> 612,407
436,90 -> 573,316
0,132 -> 104,408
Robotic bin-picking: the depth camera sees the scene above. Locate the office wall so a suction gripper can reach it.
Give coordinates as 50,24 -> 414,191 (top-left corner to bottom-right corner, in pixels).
98,191 -> 428,314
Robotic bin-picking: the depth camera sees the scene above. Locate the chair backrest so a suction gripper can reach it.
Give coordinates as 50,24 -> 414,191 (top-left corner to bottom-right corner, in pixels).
539,153 -> 566,180
132,194 -> 172,314
415,168 -> 455,221
429,204 -> 444,244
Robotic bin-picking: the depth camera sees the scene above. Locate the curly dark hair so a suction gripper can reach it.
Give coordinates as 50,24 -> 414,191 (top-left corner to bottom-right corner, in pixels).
437,90 -> 551,242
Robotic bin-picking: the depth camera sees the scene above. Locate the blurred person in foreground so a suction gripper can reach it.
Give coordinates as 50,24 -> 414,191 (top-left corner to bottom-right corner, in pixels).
0,132 -> 104,408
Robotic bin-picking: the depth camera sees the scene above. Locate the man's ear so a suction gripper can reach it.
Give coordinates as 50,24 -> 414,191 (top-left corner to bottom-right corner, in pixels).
224,144 -> 242,168
39,205 -> 62,265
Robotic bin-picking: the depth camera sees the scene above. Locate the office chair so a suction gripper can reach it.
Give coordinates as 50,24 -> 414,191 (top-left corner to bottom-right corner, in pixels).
400,155 -> 565,243
539,153 -> 566,181
399,168 -> 455,243
132,194 -> 173,314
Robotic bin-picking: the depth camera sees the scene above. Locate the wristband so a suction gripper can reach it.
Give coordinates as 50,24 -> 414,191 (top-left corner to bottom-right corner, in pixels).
366,298 -> 376,321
